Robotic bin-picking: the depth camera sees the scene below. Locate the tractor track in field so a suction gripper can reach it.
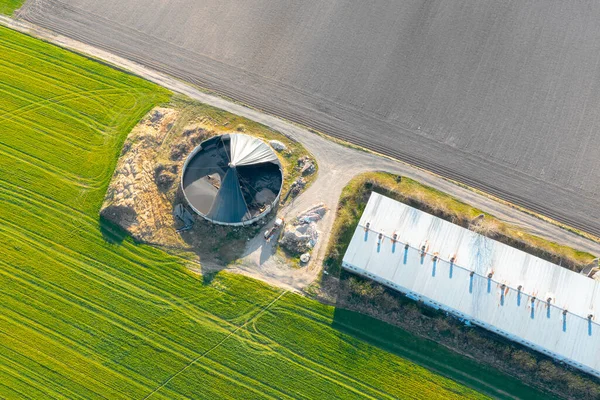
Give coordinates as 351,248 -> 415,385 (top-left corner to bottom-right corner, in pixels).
1,176 -> 311,355
143,290 -> 289,400
0,311 -> 155,397
0,241 -> 294,399
0,210 -> 247,337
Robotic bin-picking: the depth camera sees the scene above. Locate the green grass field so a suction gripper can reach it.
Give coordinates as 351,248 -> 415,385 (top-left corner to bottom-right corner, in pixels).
0,0 -> 24,15
0,25 -> 549,399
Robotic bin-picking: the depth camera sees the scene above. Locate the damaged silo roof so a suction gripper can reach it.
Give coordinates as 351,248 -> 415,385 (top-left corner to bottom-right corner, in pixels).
181,134 -> 283,225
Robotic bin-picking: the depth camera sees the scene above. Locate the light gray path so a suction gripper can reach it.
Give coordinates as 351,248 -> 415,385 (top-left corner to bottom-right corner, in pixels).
2,16 -> 598,280
15,0 -> 600,237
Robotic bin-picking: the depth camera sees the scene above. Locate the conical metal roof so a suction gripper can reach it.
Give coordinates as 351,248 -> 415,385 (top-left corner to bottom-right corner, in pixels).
206,167 -> 250,223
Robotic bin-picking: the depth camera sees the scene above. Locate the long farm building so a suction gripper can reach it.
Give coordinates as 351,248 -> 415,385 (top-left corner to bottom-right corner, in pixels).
343,192 -> 600,378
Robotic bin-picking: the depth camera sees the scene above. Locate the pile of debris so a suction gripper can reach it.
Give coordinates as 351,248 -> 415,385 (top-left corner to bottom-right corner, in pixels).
154,163 -> 178,192
148,109 -> 167,126
296,203 -> 327,225
174,203 -> 195,232
297,156 -> 316,176
280,223 -> 319,254
580,259 -> 600,281
269,140 -> 287,152
279,204 -> 327,256
282,177 -> 306,203
170,125 -> 210,161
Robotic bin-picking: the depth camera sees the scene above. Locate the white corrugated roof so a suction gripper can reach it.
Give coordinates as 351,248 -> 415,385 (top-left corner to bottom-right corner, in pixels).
343,192 -> 600,375
230,133 -> 279,166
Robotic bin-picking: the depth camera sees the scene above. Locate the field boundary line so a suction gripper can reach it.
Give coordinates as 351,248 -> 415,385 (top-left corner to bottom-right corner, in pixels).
143,290 -> 288,399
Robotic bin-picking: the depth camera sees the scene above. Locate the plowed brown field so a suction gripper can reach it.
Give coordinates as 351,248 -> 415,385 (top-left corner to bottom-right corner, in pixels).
18,0 -> 600,237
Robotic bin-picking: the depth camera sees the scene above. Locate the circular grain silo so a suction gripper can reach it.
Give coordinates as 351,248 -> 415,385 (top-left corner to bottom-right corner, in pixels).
181,134 -> 283,226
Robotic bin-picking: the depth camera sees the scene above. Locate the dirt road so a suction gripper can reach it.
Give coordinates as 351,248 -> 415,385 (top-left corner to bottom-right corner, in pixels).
15,0 -> 600,238
3,14 -> 599,291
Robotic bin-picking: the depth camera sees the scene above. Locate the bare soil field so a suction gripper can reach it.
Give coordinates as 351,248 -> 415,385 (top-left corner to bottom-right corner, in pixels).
17,0 -> 600,237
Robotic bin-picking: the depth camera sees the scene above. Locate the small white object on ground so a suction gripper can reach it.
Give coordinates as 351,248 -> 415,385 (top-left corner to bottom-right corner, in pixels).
300,253 -> 311,263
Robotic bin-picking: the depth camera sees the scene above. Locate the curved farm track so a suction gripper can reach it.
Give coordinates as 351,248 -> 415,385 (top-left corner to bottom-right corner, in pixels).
17,0 -> 600,238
